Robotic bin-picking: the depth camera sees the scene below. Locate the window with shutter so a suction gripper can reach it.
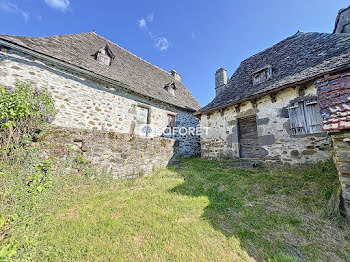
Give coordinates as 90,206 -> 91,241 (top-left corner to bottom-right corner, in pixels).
252,65 -> 272,85
287,98 -> 322,135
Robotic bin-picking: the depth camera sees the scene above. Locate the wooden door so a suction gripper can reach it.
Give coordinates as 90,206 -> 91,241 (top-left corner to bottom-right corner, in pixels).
238,115 -> 263,158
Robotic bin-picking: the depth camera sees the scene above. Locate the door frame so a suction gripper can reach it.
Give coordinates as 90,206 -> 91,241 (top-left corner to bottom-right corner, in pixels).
237,114 -> 260,159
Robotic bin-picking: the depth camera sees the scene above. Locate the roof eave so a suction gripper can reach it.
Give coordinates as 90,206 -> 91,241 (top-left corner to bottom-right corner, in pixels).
194,63 -> 350,116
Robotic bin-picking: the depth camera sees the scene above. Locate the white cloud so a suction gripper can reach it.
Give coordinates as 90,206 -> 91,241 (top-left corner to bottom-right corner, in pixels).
0,1 -> 29,21
44,0 -> 70,12
138,18 -> 147,29
154,37 -> 170,51
137,13 -> 153,29
137,13 -> 171,51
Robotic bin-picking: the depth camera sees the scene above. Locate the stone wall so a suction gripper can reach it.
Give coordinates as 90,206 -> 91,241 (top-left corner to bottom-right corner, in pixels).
199,83 -> 332,163
332,132 -> 350,218
41,127 -> 178,178
0,48 -> 200,157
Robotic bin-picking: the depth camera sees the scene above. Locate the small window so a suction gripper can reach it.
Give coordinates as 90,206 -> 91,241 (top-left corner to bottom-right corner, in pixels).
95,45 -> 114,66
252,65 -> 272,85
136,105 -> 150,125
164,83 -> 176,96
97,52 -> 111,66
287,98 -> 323,135
167,114 -> 176,128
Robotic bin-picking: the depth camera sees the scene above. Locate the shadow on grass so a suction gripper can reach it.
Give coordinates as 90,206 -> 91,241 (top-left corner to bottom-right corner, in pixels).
170,157 -> 348,262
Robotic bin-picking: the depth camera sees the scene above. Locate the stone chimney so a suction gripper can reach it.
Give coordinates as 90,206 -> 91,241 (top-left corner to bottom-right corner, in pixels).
215,67 -> 227,96
334,5 -> 350,33
170,70 -> 181,82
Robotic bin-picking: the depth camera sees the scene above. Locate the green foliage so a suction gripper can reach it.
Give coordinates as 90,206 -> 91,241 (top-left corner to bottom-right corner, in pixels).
0,82 -> 56,124
0,82 -> 57,157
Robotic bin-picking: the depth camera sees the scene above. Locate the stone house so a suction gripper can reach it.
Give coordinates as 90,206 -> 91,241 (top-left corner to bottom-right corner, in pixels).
195,7 -> 350,164
0,32 -> 201,157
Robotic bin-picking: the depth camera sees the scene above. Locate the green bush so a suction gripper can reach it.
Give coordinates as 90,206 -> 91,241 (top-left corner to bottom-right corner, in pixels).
0,82 -> 57,157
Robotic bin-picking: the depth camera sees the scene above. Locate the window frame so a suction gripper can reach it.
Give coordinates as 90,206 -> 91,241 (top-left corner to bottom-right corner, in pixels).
167,114 -> 176,128
136,105 -> 151,125
97,52 -> 111,66
252,65 -> 272,85
164,83 -> 176,96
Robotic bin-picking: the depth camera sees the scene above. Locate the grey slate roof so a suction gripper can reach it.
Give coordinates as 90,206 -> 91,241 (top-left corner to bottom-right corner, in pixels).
198,32 -> 350,113
0,32 -> 201,111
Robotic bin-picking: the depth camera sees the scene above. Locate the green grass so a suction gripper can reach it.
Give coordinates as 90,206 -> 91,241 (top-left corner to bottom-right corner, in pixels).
1,157 -> 350,261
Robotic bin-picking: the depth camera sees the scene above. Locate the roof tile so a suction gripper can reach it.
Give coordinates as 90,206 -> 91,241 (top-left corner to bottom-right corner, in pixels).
199,32 -> 350,113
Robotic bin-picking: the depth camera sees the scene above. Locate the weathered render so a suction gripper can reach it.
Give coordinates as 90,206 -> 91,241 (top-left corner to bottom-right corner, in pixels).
0,32 -> 201,157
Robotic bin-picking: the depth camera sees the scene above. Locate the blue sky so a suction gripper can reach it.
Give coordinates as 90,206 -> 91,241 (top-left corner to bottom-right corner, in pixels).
1,0 -> 349,106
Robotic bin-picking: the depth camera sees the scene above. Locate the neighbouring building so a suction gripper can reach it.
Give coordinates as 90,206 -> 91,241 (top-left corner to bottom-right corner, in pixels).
0,32 -> 201,157
315,4 -> 350,219
316,71 -> 350,218
195,6 -> 350,165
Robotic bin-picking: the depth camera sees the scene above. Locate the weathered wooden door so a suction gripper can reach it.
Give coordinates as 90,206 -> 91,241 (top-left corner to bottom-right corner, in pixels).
238,115 -> 263,158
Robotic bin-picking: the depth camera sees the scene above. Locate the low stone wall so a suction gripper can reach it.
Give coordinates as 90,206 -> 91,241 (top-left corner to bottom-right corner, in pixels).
332,132 -> 350,218
41,127 -> 179,178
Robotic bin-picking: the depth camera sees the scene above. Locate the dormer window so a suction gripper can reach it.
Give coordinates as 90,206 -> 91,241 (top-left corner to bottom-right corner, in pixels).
164,82 -> 176,96
97,50 -> 111,65
95,45 -> 114,66
252,65 -> 272,85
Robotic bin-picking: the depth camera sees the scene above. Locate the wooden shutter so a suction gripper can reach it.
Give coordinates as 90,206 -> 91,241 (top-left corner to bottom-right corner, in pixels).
287,99 -> 323,135
288,102 -> 308,135
304,99 -> 322,134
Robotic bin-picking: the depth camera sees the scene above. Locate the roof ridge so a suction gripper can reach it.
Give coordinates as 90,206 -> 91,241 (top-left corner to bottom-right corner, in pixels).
240,32 -> 307,64
230,32 -> 331,79
2,31 -> 181,81
0,31 -> 93,39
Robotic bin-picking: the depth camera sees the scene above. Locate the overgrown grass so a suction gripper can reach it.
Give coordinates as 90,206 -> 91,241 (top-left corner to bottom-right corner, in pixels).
1,157 -> 349,261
